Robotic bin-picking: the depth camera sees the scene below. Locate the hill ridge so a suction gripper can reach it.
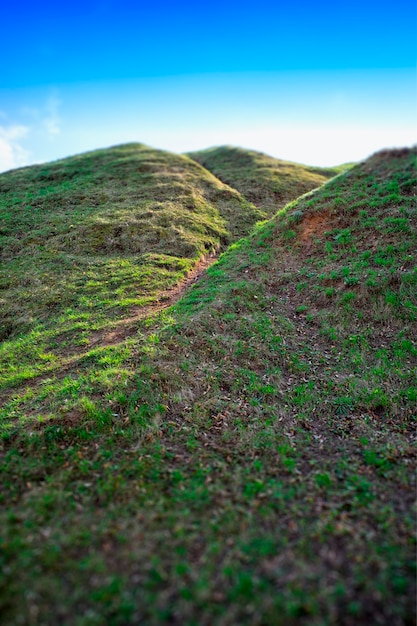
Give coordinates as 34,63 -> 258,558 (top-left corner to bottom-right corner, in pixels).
186,144 -> 348,215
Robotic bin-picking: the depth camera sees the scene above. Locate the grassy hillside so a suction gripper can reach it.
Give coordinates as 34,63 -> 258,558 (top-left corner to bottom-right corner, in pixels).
0,143 -> 263,390
187,145 -> 349,215
1,147 -> 416,625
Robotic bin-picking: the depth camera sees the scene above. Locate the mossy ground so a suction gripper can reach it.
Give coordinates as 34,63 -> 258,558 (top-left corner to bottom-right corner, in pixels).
0,146 -> 415,625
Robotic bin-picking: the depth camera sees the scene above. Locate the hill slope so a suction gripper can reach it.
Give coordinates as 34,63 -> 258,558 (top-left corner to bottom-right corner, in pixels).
1,147 -> 416,625
142,147 -> 415,623
134,147 -> 417,623
187,145 -> 346,215
0,143 -> 264,389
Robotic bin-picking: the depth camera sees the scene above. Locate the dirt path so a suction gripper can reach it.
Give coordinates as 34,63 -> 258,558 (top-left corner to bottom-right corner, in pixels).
0,253 -> 218,404
88,252 -> 217,348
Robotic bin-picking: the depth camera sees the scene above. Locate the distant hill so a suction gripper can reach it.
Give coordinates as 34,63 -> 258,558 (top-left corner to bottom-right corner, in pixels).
187,145 -> 348,215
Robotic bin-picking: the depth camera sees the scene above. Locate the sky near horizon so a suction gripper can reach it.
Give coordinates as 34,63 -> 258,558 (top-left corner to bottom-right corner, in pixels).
0,0 -> 416,172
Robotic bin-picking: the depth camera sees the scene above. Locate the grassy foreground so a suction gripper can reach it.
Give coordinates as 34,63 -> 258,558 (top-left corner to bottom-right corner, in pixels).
187,145 -> 349,215
0,147 -> 416,625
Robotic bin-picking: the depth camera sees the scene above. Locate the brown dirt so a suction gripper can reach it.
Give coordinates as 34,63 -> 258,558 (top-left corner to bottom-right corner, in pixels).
299,210 -> 331,243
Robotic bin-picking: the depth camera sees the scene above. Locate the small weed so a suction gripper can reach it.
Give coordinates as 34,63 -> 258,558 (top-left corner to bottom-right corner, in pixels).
315,472 -> 332,489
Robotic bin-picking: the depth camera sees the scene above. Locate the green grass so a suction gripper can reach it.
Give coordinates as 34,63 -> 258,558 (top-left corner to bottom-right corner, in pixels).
0,146 -> 416,625
187,145 -> 351,215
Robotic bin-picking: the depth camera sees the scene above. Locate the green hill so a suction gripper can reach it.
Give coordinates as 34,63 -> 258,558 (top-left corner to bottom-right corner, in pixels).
140,146 -> 416,624
0,143 -> 264,338
0,143 -> 264,388
187,145 -> 348,215
0,146 -> 416,625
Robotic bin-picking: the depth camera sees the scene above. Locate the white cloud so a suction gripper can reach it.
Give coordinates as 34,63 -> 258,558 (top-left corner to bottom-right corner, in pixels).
0,93 -> 63,172
0,125 -> 30,172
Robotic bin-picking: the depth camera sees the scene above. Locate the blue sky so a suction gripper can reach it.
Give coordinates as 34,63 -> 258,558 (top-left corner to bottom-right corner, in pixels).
0,0 -> 416,171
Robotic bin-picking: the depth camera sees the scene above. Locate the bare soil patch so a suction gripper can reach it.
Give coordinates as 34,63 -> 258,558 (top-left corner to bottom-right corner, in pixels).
299,210 -> 331,243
